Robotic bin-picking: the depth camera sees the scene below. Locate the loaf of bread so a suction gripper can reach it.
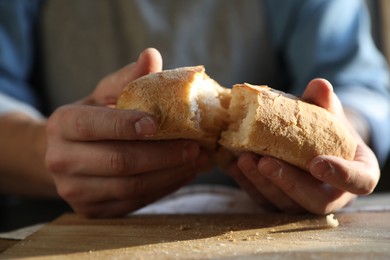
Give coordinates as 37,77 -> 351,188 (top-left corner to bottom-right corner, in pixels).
117,66 -> 357,169
116,66 -> 231,149
218,83 -> 357,170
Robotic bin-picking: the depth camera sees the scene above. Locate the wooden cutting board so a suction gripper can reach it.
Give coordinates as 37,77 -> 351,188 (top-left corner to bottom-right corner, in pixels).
1,212 -> 390,259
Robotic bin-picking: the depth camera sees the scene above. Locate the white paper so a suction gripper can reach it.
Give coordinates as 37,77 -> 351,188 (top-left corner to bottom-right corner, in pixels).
0,223 -> 44,240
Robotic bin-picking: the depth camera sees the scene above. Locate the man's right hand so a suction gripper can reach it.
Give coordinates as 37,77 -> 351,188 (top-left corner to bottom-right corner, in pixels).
45,48 -> 210,218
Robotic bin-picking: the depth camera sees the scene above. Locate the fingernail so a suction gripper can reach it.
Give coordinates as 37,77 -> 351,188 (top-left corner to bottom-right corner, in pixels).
135,117 -> 156,136
182,142 -> 200,162
310,159 -> 334,179
259,158 -> 282,179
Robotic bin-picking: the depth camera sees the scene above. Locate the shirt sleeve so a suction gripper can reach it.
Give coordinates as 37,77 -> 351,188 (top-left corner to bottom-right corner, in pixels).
0,0 -> 43,117
265,0 -> 390,165
0,92 -> 42,119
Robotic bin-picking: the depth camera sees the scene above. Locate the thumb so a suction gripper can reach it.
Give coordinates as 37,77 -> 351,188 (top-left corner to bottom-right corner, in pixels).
302,78 -> 358,133
302,78 -> 345,115
119,47 -> 163,86
90,48 -> 163,106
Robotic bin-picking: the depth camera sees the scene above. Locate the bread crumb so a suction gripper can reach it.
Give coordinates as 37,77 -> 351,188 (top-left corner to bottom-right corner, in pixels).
326,214 -> 339,228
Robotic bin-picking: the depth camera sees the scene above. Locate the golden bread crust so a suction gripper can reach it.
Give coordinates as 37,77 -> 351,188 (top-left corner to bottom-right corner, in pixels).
117,67 -> 357,170
219,83 -> 357,170
116,66 -> 228,149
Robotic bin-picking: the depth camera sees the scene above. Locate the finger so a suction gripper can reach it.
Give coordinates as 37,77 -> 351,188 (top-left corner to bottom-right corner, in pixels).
71,173 -> 195,218
259,157 -> 354,214
238,154 -> 305,213
91,48 -> 163,106
302,78 -> 363,141
302,79 -> 333,108
227,159 -> 274,210
137,47 -> 163,75
46,139 -> 203,177
309,143 -> 380,195
109,48 -> 163,91
55,159 -> 200,207
302,78 -> 344,116
51,105 -> 157,141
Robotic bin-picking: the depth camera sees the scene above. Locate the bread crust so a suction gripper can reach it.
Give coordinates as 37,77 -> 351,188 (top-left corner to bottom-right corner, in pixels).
219,83 -> 357,170
116,66 -> 228,149
117,67 -> 357,170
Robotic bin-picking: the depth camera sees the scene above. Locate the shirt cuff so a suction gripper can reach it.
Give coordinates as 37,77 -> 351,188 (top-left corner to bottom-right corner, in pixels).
0,92 -> 43,120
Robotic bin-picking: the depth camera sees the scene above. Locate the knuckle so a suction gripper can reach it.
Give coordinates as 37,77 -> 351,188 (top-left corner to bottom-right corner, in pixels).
56,184 -> 79,202
46,107 -> 70,137
342,167 -> 377,195
109,151 -> 127,175
358,179 -> 376,195
109,149 -> 139,175
360,169 -> 379,194
112,116 -> 129,139
45,152 -> 68,174
73,114 -> 94,139
50,105 -> 94,139
46,117 -> 59,137
60,105 -> 94,139
116,178 -> 145,199
56,105 -> 75,123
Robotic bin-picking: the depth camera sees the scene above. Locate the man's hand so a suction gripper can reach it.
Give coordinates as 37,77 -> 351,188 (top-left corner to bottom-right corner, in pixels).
45,48 -> 210,217
227,79 -> 380,214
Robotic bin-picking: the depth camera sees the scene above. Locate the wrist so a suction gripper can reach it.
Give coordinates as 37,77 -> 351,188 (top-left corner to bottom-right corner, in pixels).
0,112 -> 57,198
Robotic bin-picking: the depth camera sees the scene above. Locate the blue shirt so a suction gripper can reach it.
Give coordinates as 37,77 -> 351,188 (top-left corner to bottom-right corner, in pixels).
1,0 -> 390,164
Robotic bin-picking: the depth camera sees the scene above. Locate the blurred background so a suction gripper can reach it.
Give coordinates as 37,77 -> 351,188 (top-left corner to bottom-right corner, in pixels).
366,0 -> 390,192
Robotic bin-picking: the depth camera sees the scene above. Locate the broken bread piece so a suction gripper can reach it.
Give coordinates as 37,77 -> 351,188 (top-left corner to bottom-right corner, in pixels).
219,83 -> 357,171
116,66 -> 231,149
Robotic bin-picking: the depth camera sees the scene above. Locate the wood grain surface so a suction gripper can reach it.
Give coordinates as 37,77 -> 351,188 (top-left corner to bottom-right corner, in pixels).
1,211 -> 390,259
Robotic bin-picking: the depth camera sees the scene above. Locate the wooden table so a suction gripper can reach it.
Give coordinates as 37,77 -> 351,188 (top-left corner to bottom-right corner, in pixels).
1,193 -> 389,259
